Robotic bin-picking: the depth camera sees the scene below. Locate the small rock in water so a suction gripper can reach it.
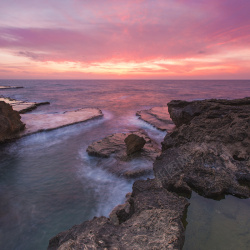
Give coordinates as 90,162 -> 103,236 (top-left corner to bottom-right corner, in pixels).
124,134 -> 146,155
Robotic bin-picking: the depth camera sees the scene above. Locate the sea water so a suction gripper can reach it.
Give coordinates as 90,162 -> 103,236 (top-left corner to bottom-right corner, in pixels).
0,80 -> 249,249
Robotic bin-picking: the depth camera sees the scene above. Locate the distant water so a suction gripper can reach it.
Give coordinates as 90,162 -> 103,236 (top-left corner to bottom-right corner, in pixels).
0,80 -> 249,250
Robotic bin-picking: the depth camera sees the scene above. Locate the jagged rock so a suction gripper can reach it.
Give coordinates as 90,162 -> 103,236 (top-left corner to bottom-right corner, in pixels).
48,179 -> 189,250
0,101 -> 25,143
20,108 -> 103,136
0,96 -> 50,113
154,97 -> 250,199
136,106 -> 174,131
125,134 -> 146,155
48,97 -> 250,249
86,131 -> 160,178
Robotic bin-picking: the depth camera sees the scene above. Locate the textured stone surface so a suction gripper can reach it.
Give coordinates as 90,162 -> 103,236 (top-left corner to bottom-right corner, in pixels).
87,130 -> 160,178
136,106 -> 174,131
0,101 -> 25,143
48,179 -> 189,250
154,97 -> 250,199
48,97 -> 250,249
125,133 -> 146,155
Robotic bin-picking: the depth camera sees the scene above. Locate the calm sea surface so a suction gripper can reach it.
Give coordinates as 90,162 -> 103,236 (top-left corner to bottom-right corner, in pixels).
0,80 -> 249,249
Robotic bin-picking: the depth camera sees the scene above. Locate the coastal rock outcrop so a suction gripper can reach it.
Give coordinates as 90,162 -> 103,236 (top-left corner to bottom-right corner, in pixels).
0,101 -> 25,143
48,97 -> 250,249
48,179 -> 189,250
154,97 -> 250,199
86,131 -> 160,178
136,106 -> 174,131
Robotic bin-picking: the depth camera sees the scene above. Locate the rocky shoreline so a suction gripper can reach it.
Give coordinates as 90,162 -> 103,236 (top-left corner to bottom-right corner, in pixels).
48,97 -> 250,249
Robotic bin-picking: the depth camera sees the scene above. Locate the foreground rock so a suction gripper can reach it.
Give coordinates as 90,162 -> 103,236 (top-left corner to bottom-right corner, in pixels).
154,97 -> 250,199
0,96 -> 49,113
0,101 -> 25,143
20,108 -> 103,136
87,131 -> 160,178
136,106 -> 174,131
48,179 -> 189,250
48,97 -> 250,249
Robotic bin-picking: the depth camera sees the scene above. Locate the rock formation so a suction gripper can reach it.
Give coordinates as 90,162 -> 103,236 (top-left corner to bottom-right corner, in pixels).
86,131 -> 160,178
125,134 -> 146,155
48,179 -> 189,250
0,101 -> 25,143
48,97 -> 250,249
155,97 -> 250,199
20,108 -> 103,136
136,106 -> 174,131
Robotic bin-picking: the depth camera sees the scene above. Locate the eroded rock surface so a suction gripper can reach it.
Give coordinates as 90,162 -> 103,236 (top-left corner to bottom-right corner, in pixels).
154,97 -> 250,199
48,97 -> 250,249
87,131 -> 160,178
0,96 -> 49,113
48,179 -> 189,250
136,106 -> 174,131
20,108 -> 103,136
0,101 -> 25,143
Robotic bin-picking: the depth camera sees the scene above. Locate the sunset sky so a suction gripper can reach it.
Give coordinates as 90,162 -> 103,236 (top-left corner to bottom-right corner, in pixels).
0,0 -> 250,79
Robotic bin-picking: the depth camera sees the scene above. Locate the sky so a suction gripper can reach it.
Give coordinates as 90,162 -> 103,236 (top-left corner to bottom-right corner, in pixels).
0,0 -> 250,79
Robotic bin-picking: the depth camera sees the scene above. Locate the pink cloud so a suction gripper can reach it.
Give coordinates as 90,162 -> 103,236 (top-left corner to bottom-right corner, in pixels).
0,0 -> 250,78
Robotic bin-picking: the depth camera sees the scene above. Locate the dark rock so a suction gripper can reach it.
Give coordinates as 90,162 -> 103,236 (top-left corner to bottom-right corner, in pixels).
124,134 -> 146,155
48,179 -> 189,250
0,101 -> 25,143
154,97 -> 250,199
136,106 -> 175,131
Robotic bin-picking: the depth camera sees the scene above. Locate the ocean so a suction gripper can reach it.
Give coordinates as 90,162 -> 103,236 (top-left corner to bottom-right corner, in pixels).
0,80 -> 249,249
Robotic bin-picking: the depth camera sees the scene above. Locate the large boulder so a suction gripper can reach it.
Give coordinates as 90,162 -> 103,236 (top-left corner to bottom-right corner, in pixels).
154,97 -> 250,199
124,134 -> 146,155
0,101 -> 25,143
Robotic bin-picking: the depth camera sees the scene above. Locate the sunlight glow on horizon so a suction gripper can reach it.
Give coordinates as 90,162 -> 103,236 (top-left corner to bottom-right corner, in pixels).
0,0 -> 250,79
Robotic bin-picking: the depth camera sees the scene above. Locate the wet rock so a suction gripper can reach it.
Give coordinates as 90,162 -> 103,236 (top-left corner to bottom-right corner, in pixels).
125,134 -> 146,155
86,131 -> 160,178
87,131 -> 159,160
0,101 -> 25,143
136,106 -> 174,131
154,97 -> 250,199
20,108 -> 103,136
48,179 -> 189,250
0,96 -> 50,113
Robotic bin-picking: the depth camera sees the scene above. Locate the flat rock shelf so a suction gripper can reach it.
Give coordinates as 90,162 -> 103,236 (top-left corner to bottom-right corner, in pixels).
20,108 -> 103,136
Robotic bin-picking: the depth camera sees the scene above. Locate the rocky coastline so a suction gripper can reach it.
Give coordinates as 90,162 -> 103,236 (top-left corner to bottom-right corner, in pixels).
48,97 -> 250,249
0,101 -> 25,143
